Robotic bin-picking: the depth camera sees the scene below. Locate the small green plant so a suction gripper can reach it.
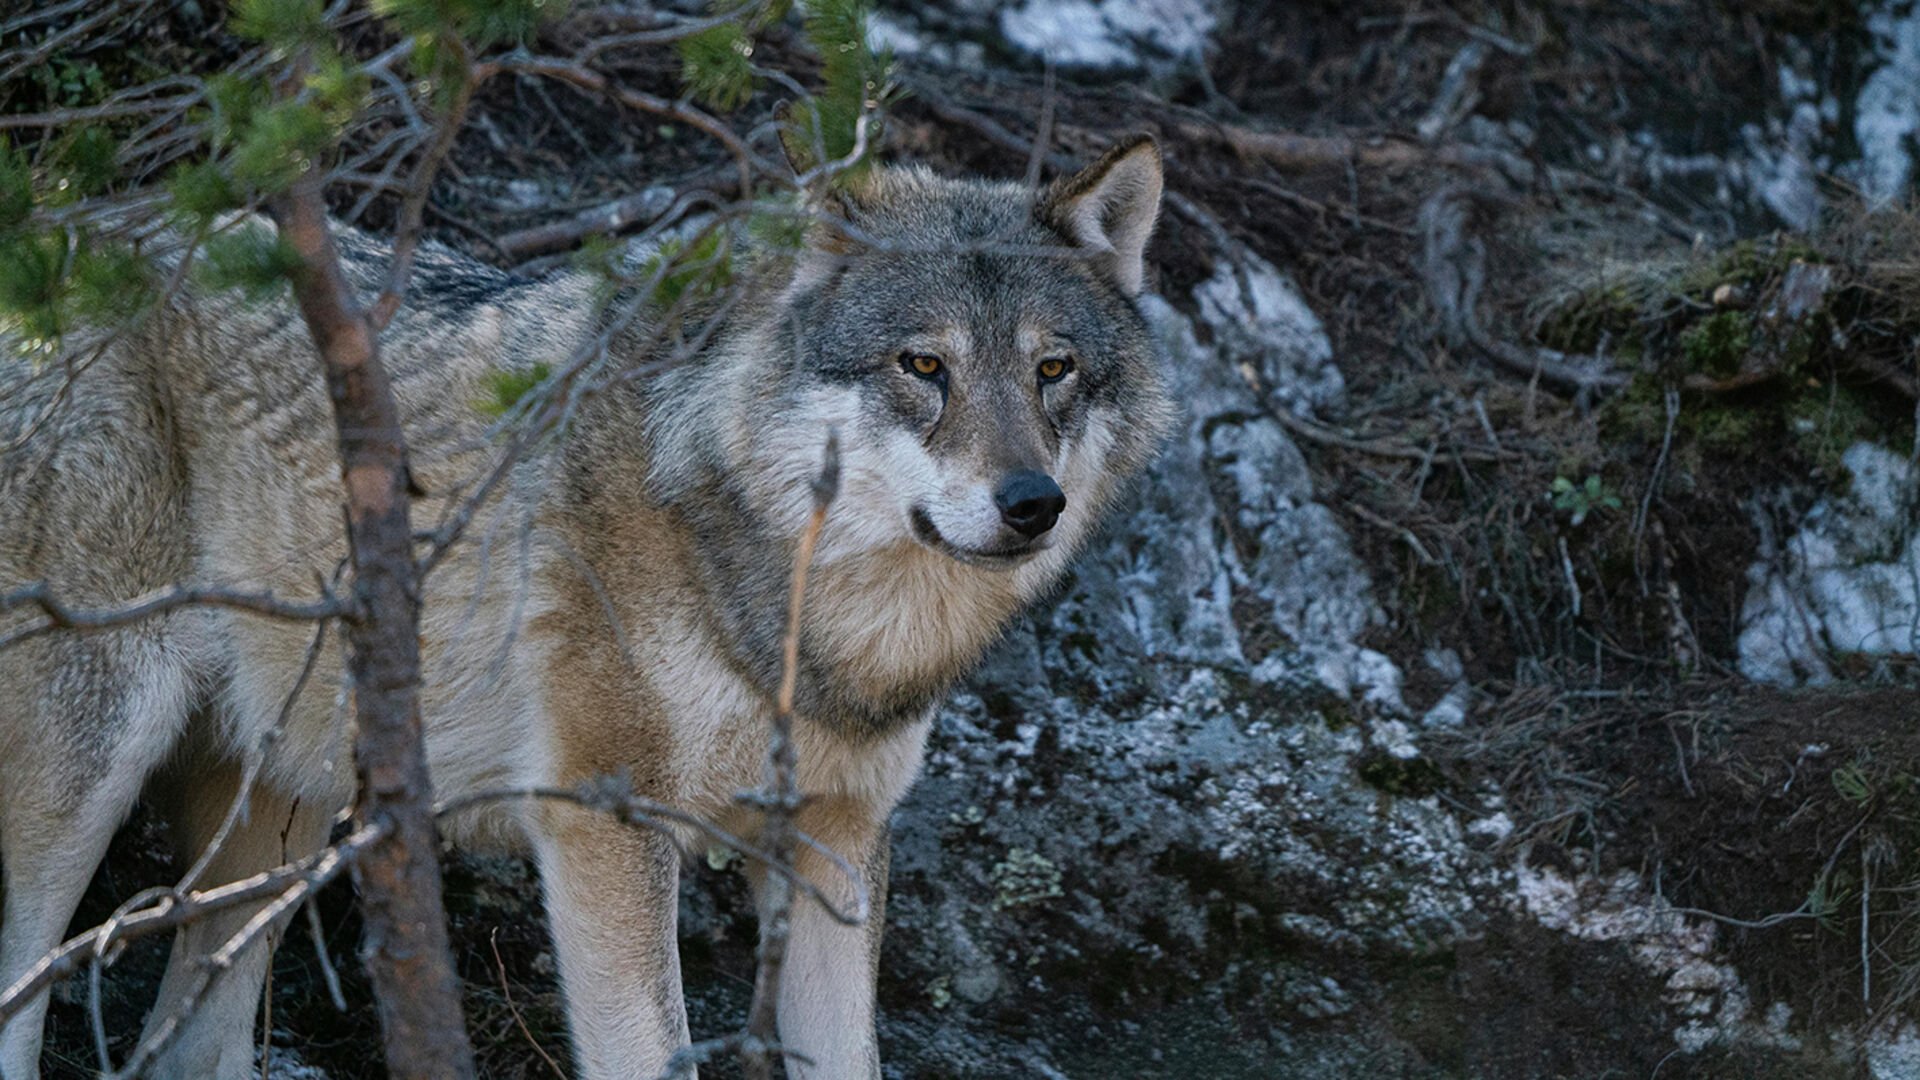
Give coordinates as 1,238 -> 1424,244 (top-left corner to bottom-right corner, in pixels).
477,361 -> 553,418
1808,865 -> 1854,932
1833,757 -> 1875,805
29,57 -> 108,108
1549,475 -> 1622,526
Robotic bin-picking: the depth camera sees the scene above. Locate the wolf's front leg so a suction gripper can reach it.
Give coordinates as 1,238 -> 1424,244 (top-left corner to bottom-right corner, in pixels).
535,812 -> 690,1080
761,802 -> 890,1080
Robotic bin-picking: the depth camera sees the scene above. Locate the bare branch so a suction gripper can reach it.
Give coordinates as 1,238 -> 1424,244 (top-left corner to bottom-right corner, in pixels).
305,901 -> 348,1013
433,779 -> 869,928
743,431 -> 841,1080
369,37 -> 481,331
559,2 -> 774,61
479,54 -> 764,193
0,94 -> 201,131
493,181 -> 725,261
0,582 -> 350,652
0,0 -> 159,88
0,825 -> 388,1029
111,829 -> 380,1080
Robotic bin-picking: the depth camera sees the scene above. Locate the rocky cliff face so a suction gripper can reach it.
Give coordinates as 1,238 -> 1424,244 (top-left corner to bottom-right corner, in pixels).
840,3 -> 1920,1075
864,242 -> 1914,1078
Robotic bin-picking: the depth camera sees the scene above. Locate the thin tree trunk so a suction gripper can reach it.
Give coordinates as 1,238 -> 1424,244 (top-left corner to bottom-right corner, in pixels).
272,168 -> 478,1080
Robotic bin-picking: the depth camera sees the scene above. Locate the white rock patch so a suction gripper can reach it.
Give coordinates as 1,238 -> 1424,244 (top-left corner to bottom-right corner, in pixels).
1738,442 -> 1920,684
1854,1 -> 1920,205
1514,859 -> 1798,1055
998,0 -> 1217,71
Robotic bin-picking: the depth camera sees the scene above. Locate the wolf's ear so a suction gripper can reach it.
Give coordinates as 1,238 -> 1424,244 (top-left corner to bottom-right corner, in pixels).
1039,135 -> 1163,296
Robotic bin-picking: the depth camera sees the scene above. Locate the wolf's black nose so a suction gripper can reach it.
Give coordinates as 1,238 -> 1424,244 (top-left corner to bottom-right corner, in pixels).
995,470 -> 1066,538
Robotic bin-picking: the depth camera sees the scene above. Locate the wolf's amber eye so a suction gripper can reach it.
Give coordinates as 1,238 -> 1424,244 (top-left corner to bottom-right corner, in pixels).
903,353 -> 944,378
1037,356 -> 1074,383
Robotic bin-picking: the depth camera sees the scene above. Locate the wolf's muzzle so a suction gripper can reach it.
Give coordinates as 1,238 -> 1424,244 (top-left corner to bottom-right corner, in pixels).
995,470 -> 1066,538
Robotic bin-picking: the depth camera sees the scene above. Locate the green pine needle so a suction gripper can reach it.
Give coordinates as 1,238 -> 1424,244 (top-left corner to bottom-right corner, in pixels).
0,231 -> 70,345
230,100 -> 336,193
70,241 -> 154,323
198,226 -> 302,302
373,0 -> 560,46
792,0 -> 889,169
308,51 -> 372,125
477,361 -> 553,418
679,23 -> 757,112
0,142 -> 31,234
231,0 -> 329,46
204,74 -> 269,151
167,161 -> 242,223
451,0 -> 563,47
638,230 -> 734,312
50,127 -> 119,202
747,197 -> 808,252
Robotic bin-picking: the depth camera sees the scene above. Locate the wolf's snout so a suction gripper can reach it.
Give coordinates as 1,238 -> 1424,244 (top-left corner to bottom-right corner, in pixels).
995,470 -> 1066,538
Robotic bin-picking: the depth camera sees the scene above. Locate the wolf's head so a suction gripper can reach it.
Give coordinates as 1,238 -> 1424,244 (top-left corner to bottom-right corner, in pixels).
653,138 -> 1174,583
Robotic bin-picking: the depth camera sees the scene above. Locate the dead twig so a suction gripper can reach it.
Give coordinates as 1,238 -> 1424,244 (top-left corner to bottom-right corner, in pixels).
433,779 -> 869,928
556,1 -> 774,61
1269,407 -> 1512,464
109,827 -> 377,1080
0,95 -> 202,130
370,36 -> 480,331
489,928 -> 565,1080
0,825 -> 387,1029
492,180 -> 730,261
1419,188 -> 1626,397
305,901 -> 347,1013
0,582 -> 350,652
478,55 -> 763,193
742,431 -> 840,1080
178,592 -> 338,894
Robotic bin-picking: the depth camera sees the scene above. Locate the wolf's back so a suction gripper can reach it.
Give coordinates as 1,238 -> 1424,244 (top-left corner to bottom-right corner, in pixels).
0,319 -> 199,613
0,224 -> 596,620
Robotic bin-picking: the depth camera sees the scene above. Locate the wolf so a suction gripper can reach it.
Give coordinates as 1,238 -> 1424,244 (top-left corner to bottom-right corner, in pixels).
0,136 -> 1170,1079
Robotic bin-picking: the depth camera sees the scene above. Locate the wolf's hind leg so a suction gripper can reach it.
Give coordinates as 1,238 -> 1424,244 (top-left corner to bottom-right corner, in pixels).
0,643 -> 194,1080
143,753 -> 333,1080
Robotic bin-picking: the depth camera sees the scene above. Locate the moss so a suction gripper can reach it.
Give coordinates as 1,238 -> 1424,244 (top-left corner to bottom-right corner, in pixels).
1319,698 -> 1357,732
1777,319 -> 1823,379
1356,751 -> 1444,797
1688,402 -> 1762,454
1786,387 -> 1876,476
1679,237 -> 1822,295
1677,310 -> 1752,377
1598,373 -> 1668,443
